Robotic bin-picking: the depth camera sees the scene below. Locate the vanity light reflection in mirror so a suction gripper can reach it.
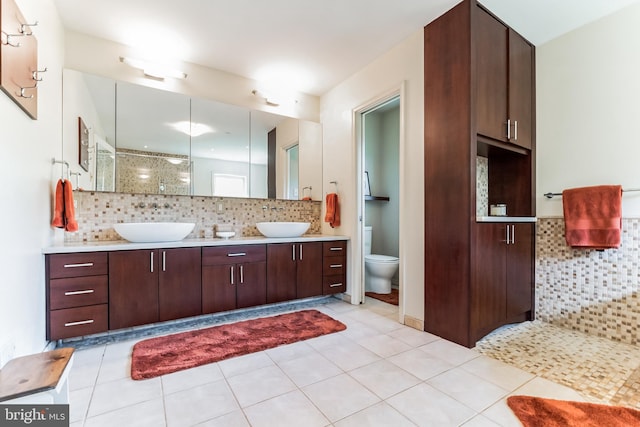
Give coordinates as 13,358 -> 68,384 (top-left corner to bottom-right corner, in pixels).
61,69 -> 323,201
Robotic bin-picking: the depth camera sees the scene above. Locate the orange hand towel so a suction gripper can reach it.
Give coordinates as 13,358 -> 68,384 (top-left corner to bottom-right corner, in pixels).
562,185 -> 622,249
51,179 -> 79,232
51,179 -> 65,228
324,193 -> 340,228
63,180 -> 79,232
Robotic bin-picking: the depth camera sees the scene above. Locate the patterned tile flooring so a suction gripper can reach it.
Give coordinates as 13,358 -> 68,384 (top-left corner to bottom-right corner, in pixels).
475,320 -> 640,409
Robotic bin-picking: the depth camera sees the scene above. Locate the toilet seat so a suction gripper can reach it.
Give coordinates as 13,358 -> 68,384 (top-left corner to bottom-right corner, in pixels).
365,254 -> 399,263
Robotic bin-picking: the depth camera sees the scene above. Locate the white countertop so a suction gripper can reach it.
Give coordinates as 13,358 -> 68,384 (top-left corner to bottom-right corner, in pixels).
476,216 -> 537,223
43,234 -> 349,254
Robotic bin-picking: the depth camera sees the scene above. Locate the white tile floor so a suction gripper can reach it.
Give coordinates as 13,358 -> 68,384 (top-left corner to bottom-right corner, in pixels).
68,297 -> 586,427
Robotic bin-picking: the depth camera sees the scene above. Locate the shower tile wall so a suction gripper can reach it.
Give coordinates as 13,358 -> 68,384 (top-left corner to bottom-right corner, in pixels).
536,217 -> 640,345
68,191 -> 322,243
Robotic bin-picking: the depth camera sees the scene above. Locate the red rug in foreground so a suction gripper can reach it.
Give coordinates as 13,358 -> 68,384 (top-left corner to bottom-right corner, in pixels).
507,395 -> 640,427
130,309 -> 346,380
365,288 -> 399,306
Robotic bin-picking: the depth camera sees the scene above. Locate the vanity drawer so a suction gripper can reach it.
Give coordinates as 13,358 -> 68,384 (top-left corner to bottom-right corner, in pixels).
323,241 -> 346,257
49,275 -> 108,310
202,245 -> 266,265
48,304 -> 108,340
323,275 -> 346,294
323,256 -> 345,276
48,252 -> 108,279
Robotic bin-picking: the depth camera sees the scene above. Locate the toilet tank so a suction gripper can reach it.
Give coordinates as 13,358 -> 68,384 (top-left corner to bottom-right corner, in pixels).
364,226 -> 372,255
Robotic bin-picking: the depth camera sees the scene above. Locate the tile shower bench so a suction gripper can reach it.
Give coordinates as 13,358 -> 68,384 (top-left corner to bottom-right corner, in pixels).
43,235 -> 348,341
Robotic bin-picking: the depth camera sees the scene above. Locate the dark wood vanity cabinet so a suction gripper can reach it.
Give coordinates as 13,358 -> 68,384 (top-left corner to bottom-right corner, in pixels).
424,0 -> 535,348
46,252 -> 109,340
266,242 -> 322,303
476,6 -> 534,150
201,245 -> 267,313
472,223 -> 533,342
323,241 -> 347,294
109,247 -> 201,329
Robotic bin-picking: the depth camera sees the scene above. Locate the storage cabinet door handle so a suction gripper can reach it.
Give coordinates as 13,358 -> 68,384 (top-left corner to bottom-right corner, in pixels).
240,265 -> 244,284
64,289 -> 95,296
513,120 -> 518,141
292,244 -> 296,261
150,252 -> 154,273
300,244 -> 303,261
330,283 -> 343,288
330,264 -> 343,268
230,265 -> 235,285
65,319 -> 94,327
162,251 -> 166,272
329,247 -> 343,251
505,225 -> 510,245
63,262 -> 94,268
506,119 -> 511,140
511,225 -> 516,244
227,253 -> 246,257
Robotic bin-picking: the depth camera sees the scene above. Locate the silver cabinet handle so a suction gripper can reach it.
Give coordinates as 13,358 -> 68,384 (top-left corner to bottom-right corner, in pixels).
230,265 -> 234,285
292,244 -> 296,261
513,120 -> 518,141
64,289 -> 95,296
162,251 -> 166,272
330,264 -> 343,268
505,225 -> 510,245
150,251 -> 154,273
227,253 -> 246,257
63,262 -> 94,268
329,247 -> 343,251
330,283 -> 343,288
506,119 -> 511,140
300,244 -> 303,261
240,265 -> 244,284
65,319 -> 94,327
511,225 -> 516,244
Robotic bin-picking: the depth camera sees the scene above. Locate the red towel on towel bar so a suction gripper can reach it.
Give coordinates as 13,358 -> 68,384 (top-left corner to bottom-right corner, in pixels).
324,193 -> 340,228
562,185 -> 622,249
51,179 -> 79,232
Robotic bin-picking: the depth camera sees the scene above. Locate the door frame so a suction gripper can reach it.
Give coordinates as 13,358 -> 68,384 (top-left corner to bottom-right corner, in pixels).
352,82 -> 405,322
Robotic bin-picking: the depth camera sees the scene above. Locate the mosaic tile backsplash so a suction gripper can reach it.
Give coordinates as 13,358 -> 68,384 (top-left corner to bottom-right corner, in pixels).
536,217 -> 640,345
68,191 -> 322,243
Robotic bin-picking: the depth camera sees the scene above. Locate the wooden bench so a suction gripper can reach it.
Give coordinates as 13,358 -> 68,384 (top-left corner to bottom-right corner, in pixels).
0,347 -> 74,404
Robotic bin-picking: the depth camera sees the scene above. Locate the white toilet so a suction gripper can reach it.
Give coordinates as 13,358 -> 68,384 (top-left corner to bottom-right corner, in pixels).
364,226 -> 399,294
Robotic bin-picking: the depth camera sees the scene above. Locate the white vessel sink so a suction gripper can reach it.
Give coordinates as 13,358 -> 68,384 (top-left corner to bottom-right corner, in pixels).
256,222 -> 310,238
113,222 -> 195,243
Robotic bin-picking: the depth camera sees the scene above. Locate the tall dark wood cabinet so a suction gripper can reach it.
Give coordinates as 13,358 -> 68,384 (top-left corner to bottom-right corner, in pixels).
424,0 -> 536,347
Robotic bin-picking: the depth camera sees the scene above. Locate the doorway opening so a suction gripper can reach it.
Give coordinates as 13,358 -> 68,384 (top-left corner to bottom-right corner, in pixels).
357,94 -> 401,315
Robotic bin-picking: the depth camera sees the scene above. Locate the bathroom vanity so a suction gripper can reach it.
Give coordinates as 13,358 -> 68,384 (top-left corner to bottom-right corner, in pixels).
44,236 -> 347,340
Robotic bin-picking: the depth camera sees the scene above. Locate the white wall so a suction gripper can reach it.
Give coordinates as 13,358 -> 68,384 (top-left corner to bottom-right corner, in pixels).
320,30 -> 424,325
0,0 -> 65,366
536,2 -> 640,218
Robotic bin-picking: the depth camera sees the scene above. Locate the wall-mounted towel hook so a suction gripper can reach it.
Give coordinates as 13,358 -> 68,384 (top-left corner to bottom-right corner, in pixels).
328,181 -> 338,193
20,21 -> 38,35
32,68 -> 47,81
1,31 -> 22,47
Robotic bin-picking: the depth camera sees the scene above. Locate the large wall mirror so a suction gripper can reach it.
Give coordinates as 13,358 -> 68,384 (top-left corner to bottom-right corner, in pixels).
61,69 -> 323,201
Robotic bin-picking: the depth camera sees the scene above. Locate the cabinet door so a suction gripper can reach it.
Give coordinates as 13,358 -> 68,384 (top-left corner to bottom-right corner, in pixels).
236,262 -> 267,308
266,243 -> 297,303
202,264 -> 236,313
472,223 -> 506,341
508,29 -> 533,150
476,7 -> 508,142
158,247 -> 202,322
109,250 -> 158,329
506,223 -> 533,318
296,242 -> 323,298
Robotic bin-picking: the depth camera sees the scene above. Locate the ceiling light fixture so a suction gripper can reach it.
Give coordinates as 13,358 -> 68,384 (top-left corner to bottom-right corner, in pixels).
119,56 -> 187,80
251,89 -> 281,107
